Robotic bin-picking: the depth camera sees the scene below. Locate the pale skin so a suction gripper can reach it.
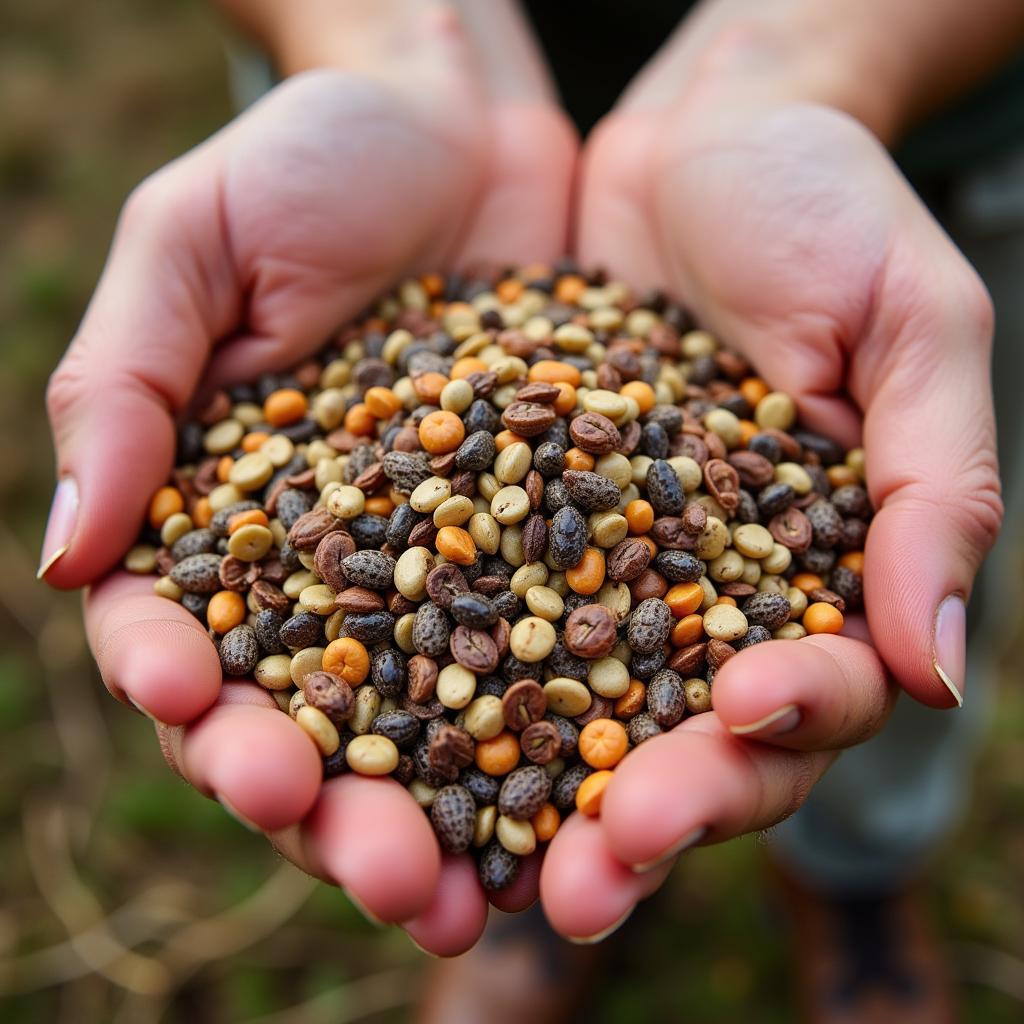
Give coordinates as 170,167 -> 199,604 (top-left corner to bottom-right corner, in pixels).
42,0 -> 1018,951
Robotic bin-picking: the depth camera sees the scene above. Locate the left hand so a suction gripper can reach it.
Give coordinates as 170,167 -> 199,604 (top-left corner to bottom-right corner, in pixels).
541,35 -> 1001,940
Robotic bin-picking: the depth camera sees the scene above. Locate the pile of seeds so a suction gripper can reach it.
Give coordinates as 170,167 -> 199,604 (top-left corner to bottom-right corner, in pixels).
125,265 -> 871,890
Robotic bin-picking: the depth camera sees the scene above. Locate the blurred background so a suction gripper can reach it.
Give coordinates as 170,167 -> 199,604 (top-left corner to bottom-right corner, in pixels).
1,1 -> 1022,1021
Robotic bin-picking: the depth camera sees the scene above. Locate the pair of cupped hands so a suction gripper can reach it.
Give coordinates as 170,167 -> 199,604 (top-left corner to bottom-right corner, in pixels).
42,9 -> 1001,953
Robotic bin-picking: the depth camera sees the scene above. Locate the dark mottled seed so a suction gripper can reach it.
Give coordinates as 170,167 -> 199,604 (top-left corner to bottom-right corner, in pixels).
219,624 -> 258,676
425,563 -> 469,610
413,602 -> 451,657
382,450 -> 434,494
628,712 -> 663,746
254,609 -> 286,654
372,709 -> 420,748
805,499 -> 843,549
501,679 -> 547,731
370,648 -> 406,698
551,762 -> 592,809
830,485 -> 871,519
341,550 -> 396,589
304,671 -> 355,724
385,502 -> 420,548
455,430 -> 497,471
169,553 -> 223,593
646,459 -> 684,515
543,477 -> 572,516
171,528 -> 218,561
549,505 -> 588,569
533,441 -> 565,477
562,470 -> 621,512
628,598 -> 673,654
546,714 -> 580,758
799,546 -> 837,574
838,517 -> 869,552
829,565 -> 864,611
647,669 -> 686,728
181,592 -> 209,620
733,625 -> 773,650
431,785 -> 476,853
322,735 -> 354,778
343,611 -> 395,644
630,647 -> 668,680
450,592 -> 498,628
279,611 -> 324,650
742,592 -> 792,630
479,842 -> 520,890
640,421 -> 670,460
460,767 -> 501,806
349,514 -> 389,550
498,765 -> 553,820
654,550 -> 705,583
492,591 -> 521,620
758,482 -> 795,518
463,398 -> 501,435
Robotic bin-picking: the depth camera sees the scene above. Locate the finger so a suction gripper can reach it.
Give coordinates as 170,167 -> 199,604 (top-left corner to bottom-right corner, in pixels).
157,682 -> 322,832
540,813 -> 673,942
858,233 -> 1001,707
300,775 -> 441,923
404,854 -> 489,956
84,573 -> 221,724
600,714 -> 834,872
711,629 -> 895,751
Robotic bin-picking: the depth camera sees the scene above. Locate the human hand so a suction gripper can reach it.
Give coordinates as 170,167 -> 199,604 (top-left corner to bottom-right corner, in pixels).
541,36 -> 1001,939
44,11 -> 574,955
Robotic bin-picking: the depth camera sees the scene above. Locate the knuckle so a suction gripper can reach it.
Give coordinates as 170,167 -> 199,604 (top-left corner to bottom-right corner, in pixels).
45,349 -> 91,426
118,169 -> 176,235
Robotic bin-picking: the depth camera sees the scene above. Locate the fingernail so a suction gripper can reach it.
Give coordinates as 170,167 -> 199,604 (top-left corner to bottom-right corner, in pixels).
37,477 -> 79,579
566,906 -> 634,945
729,703 -> 801,738
127,695 -> 158,721
632,825 -> 707,873
216,794 -> 261,832
933,595 -> 965,708
343,888 -> 386,927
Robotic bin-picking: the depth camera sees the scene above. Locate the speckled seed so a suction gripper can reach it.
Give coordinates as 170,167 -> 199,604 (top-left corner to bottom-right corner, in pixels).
742,592 -> 792,629
647,670 -> 687,728
627,598 -> 673,653
219,624 -> 258,676
170,553 -> 223,593
345,734 -> 399,775
478,841 -> 520,890
342,550 -> 396,589
431,785 -> 476,853
296,705 -> 340,756
498,765 -> 553,820
702,604 -> 749,641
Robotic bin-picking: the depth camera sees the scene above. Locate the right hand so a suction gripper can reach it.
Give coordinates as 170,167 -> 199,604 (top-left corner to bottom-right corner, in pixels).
43,18 -> 575,956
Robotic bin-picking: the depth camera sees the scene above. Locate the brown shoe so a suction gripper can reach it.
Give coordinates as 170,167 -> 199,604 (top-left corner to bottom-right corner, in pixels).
416,903 -> 605,1024
776,870 -> 959,1024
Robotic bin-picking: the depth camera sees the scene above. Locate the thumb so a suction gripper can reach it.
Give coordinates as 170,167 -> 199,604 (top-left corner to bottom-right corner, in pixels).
859,228 -> 1002,708
40,155 -> 235,588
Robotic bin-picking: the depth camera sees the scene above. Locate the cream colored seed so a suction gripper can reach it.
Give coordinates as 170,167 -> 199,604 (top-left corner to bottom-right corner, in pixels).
290,647 -> 325,685
733,523 -> 774,559
741,558 -> 762,586
703,408 -> 742,449
552,322 -> 594,352
491,485 -> 530,524
326,485 -> 365,519
698,576 -> 718,611
476,472 -> 501,502
311,388 -> 346,430
583,389 -> 628,421
500,524 -> 525,567
682,329 -> 717,358
255,654 -> 293,691
708,549 -> 744,583
543,677 -> 592,717
684,678 -> 712,714
394,613 -> 417,653
306,440 -> 335,466
630,455 -> 653,487
437,664 -> 477,709
511,562 -> 549,598
694,516 -> 729,560
468,512 -> 500,555
382,327 -> 414,364
297,550 -> 317,572
762,542 -> 793,574
228,523 -> 273,562
233,402 -> 263,428
755,391 -> 797,430
494,442 -> 533,484
702,604 -> 749,641
320,359 -> 351,389
208,483 -> 244,512
324,609 -> 345,643
410,476 -> 451,513
160,512 -> 193,546
346,734 -> 400,776
288,689 -> 307,717
597,581 -> 632,623
409,780 -> 438,808
589,511 -> 628,548
525,585 -> 564,621
474,805 -> 497,847
775,462 -> 814,495
463,695 -> 505,740
496,816 -> 537,856
492,384 -> 518,409
203,419 -> 244,455
440,378 -> 475,413
595,452 -> 632,488
509,616 -> 556,662
271,689 -> 292,712
588,656 -> 630,698
774,622 -> 808,640
545,757 -> 566,779
125,544 -> 158,574
547,571 -> 569,598
299,584 -> 337,615
229,452 -> 274,491
394,547 -> 434,600
846,447 -> 866,479
350,685 -> 382,734
669,456 -> 703,492
787,586 -> 809,619
296,705 -> 340,756
153,576 -> 183,601
433,495 -> 475,528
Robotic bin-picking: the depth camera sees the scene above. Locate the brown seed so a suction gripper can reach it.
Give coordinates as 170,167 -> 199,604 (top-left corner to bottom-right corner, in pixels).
569,411 -> 621,455
769,507 -> 813,553
606,537 -> 652,583
706,638 -> 737,670
521,514 -> 548,564
650,517 -> 697,551
407,655 -> 439,703
668,642 -> 708,675
501,402 -> 557,436
490,617 -> 511,660
303,670 -> 355,724
313,530 -> 357,590
563,604 -> 618,659
727,450 -> 775,488
288,507 -> 346,551
335,586 -> 386,613
430,451 -> 458,477
501,680 -> 547,731
426,563 -> 470,609
429,724 -> 475,773
450,625 -> 500,674
808,587 -> 846,612
681,503 -> 708,536
630,568 -> 669,602
702,459 -> 741,513
250,579 -> 290,612
407,519 -> 439,548
218,555 -> 261,592
515,382 -> 561,404
352,462 -> 387,492
524,469 -> 544,510
574,694 -> 614,727
498,765 -> 552,820
520,721 -> 561,764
